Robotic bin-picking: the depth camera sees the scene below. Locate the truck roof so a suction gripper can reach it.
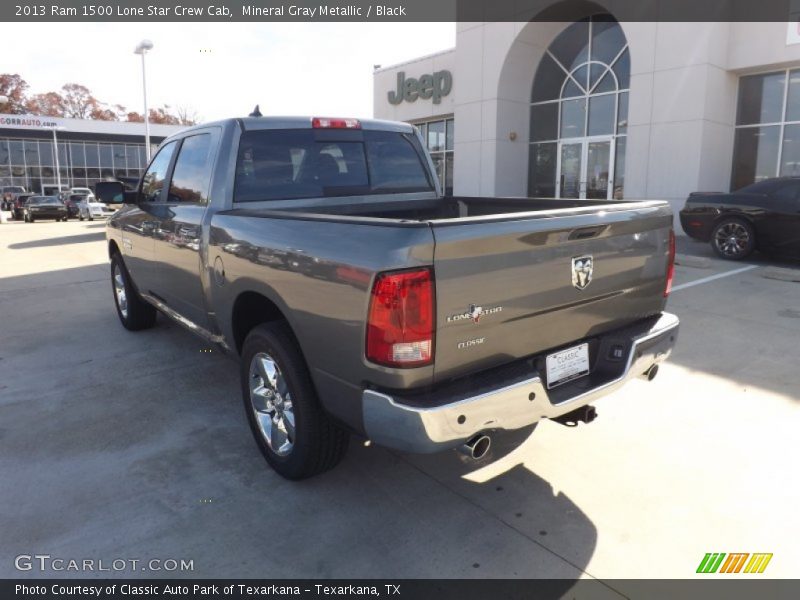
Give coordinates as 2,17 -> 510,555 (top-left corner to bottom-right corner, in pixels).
174,116 -> 416,136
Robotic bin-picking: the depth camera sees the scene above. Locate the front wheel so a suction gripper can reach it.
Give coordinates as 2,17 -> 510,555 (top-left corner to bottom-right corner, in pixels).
711,218 -> 755,260
110,253 -> 156,331
241,322 -> 349,480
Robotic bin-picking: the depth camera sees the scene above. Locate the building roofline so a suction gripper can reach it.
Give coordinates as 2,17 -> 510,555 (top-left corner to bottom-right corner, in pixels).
0,113 -> 185,137
373,47 -> 456,74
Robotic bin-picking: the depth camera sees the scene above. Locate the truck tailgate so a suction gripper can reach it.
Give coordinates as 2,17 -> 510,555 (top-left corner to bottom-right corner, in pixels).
430,202 -> 672,383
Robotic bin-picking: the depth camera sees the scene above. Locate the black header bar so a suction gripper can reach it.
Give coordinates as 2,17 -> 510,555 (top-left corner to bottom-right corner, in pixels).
3,0 -> 800,22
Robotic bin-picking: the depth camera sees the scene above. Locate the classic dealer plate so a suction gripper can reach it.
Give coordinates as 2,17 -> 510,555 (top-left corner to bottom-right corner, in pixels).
545,343 -> 590,389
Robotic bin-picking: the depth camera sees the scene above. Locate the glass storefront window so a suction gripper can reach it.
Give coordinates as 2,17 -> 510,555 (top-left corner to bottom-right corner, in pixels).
731,126 -> 780,190
427,121 -> 445,152
9,141 -> 24,165
736,72 -> 785,126
113,144 -> 127,170
126,145 -> 140,170
24,141 -> 39,166
414,117 -> 455,195
99,144 -> 113,167
588,94 -> 615,136
614,136 -> 626,199
38,141 -> 54,166
0,136 -> 151,191
529,16 -> 628,198
530,102 -> 559,142
0,140 -> 10,166
780,123 -> 800,176
560,98 -> 586,138
528,142 -> 557,197
69,142 -> 85,167
446,119 -> 454,151
732,68 -> 800,188
85,143 -> 99,168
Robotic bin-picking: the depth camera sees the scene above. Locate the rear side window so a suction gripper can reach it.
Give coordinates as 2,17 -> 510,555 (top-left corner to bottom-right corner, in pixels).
140,141 -> 177,202
167,134 -> 213,204
234,129 -> 433,202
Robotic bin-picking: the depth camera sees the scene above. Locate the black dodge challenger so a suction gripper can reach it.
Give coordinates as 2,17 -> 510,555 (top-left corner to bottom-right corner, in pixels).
680,177 -> 800,260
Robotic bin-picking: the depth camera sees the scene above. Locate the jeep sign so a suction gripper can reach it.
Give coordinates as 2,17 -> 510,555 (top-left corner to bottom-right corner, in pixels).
388,70 -> 452,105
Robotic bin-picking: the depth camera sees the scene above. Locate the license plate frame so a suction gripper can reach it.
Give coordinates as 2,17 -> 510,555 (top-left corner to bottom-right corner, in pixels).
545,342 -> 590,389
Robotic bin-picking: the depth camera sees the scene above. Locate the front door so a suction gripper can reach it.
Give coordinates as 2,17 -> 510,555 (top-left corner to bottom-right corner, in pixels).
153,130 -> 218,328
558,138 -> 614,200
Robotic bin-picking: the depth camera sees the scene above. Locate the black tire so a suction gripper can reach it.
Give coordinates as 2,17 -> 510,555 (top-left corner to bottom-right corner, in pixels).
28,215 -> 34,223
240,322 -> 349,480
79,214 -> 85,221
711,217 -> 756,260
110,252 -> 156,331
89,215 -> 94,221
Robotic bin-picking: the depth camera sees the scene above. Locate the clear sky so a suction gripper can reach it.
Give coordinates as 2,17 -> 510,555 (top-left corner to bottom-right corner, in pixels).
0,22 -> 455,121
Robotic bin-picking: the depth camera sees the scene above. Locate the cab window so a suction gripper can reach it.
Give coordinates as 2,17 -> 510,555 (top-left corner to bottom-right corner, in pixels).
167,134 -> 213,204
140,141 -> 177,202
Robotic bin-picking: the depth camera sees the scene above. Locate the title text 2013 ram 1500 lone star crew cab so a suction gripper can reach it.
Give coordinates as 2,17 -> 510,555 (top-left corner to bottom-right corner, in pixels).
101,115 -> 679,480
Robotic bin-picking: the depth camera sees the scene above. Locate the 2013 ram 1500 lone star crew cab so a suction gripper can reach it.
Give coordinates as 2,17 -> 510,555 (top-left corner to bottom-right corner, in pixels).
101,115 -> 679,480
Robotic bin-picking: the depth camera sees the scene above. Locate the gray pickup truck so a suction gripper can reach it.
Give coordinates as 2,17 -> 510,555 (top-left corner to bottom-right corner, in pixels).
101,115 -> 679,479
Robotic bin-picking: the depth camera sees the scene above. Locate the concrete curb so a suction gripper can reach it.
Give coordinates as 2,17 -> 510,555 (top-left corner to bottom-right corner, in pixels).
762,267 -> 800,283
674,254 -> 711,269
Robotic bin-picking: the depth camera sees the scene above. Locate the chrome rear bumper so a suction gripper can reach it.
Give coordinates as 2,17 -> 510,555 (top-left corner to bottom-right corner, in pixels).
362,312 -> 679,453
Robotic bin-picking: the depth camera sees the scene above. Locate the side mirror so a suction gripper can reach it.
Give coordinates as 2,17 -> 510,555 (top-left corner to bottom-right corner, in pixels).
95,181 -> 128,204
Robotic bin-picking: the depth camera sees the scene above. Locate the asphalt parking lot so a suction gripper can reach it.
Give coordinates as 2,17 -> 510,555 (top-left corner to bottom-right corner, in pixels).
1,216 -> 798,590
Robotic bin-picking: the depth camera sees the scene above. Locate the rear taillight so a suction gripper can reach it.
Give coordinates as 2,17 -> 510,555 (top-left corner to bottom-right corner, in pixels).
312,117 -> 361,129
366,268 -> 435,368
664,229 -> 676,297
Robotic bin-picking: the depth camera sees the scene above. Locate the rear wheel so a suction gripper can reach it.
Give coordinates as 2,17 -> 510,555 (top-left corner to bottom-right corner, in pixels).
110,253 -> 156,331
241,322 -> 349,480
711,218 -> 755,260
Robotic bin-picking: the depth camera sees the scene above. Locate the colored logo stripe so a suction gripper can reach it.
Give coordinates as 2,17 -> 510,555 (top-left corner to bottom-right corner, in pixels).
697,553 -> 726,573
719,553 -> 749,573
697,552 -> 773,574
744,553 -> 773,573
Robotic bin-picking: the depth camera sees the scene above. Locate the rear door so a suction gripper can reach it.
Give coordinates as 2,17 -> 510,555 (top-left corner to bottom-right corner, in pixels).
430,203 -> 672,383
152,129 -> 218,327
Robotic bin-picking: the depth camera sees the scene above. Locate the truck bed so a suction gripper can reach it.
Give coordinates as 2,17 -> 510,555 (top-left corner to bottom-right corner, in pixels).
217,196 -> 673,385
227,196 -> 662,224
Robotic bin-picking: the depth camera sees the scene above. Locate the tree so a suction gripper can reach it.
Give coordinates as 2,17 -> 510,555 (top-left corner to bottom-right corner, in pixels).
175,105 -> 199,126
90,103 -> 126,121
0,73 -> 30,114
60,83 -> 98,119
126,111 -> 144,123
24,92 -> 65,117
147,106 -> 181,125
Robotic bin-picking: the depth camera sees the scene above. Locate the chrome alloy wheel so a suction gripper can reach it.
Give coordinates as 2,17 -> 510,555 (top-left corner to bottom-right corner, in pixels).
714,222 -> 750,258
113,263 -> 128,319
248,352 -> 295,456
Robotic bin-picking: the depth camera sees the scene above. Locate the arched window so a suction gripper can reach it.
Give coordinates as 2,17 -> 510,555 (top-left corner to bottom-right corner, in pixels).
529,16 -> 629,200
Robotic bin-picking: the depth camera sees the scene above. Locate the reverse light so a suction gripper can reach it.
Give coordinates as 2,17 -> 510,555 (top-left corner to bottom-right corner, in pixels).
665,229 -> 676,297
312,117 -> 361,129
366,268 -> 435,368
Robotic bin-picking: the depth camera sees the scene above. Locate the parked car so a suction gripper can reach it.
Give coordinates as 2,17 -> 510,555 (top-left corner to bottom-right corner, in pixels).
62,194 -> 83,219
11,193 -> 34,220
2,185 -> 26,211
23,196 -> 68,222
78,196 -> 117,220
102,115 -> 679,480
680,177 -> 800,260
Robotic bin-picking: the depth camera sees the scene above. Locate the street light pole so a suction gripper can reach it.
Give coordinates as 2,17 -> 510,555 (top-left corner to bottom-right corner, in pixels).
134,39 -> 154,161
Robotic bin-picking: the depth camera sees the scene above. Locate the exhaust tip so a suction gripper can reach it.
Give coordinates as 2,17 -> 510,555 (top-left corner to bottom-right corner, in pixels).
459,434 -> 491,460
646,364 -> 659,381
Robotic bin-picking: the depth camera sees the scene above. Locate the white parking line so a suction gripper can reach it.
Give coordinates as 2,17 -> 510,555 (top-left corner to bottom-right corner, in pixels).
671,265 -> 759,292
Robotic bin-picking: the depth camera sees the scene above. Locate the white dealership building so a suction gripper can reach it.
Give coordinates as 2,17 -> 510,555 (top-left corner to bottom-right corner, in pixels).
373,11 -> 800,223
